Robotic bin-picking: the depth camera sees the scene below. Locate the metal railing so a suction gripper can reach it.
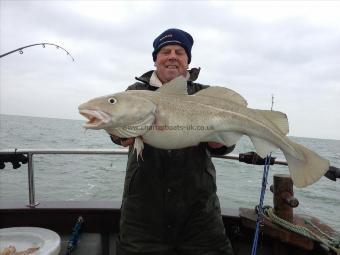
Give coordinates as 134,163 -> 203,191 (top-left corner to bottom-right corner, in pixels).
0,149 -> 128,207
0,148 -> 289,208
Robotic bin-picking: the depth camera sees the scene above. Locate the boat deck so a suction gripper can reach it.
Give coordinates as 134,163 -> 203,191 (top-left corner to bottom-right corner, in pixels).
0,201 -> 332,255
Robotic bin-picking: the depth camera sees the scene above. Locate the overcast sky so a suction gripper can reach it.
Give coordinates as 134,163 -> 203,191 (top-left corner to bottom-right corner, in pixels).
1,1 -> 339,140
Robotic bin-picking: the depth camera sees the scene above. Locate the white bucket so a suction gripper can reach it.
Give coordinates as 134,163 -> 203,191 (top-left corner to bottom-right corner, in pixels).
0,227 -> 60,255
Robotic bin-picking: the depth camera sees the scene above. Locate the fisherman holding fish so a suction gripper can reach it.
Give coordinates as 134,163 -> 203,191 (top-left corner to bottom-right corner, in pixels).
110,28 -> 235,254
79,26 -> 330,254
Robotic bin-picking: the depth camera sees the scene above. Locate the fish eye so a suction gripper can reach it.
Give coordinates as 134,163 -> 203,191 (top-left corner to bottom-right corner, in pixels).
108,97 -> 117,104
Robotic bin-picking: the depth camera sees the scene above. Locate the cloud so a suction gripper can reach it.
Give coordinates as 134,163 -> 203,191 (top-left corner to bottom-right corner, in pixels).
1,1 -> 339,139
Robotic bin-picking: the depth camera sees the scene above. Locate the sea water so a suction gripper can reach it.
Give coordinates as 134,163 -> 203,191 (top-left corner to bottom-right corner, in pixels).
0,114 -> 339,231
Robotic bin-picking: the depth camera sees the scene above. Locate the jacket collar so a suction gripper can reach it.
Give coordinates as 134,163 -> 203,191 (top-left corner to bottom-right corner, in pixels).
135,67 -> 201,86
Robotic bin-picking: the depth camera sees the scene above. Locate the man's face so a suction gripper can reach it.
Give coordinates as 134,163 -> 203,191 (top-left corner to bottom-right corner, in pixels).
155,45 -> 189,83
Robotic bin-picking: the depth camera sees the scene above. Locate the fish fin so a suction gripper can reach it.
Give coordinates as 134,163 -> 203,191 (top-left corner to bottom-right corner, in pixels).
204,132 -> 243,147
250,136 -> 278,158
153,107 -> 168,130
194,86 -> 248,106
157,76 -> 188,95
283,141 -> 329,187
134,137 -> 144,161
258,110 -> 289,135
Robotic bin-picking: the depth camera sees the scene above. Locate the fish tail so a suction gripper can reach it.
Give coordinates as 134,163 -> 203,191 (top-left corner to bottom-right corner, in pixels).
282,141 -> 329,187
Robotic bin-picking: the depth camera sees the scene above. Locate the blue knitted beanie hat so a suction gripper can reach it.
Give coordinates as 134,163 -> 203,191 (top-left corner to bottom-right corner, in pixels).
152,28 -> 194,64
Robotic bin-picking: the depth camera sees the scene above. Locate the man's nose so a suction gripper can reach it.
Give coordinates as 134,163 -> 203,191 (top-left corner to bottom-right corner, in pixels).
168,50 -> 177,59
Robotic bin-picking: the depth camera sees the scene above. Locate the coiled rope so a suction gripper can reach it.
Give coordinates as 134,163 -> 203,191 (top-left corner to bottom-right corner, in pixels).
263,207 -> 340,254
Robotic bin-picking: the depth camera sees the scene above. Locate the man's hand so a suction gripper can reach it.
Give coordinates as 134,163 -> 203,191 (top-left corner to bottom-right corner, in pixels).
110,135 -> 135,147
207,142 -> 236,155
207,142 -> 224,149
120,138 -> 135,147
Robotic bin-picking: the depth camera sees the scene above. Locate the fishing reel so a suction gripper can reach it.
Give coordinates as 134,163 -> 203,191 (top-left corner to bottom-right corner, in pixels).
239,151 -> 276,165
0,153 -> 28,169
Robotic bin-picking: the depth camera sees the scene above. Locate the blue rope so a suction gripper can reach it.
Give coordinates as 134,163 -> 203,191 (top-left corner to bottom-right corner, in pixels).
65,216 -> 84,255
251,153 -> 272,255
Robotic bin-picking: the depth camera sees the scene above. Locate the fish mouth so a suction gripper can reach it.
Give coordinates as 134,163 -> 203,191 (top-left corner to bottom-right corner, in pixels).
79,109 -> 112,129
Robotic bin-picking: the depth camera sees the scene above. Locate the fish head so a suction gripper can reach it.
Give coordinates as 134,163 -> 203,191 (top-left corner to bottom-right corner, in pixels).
78,92 -> 157,135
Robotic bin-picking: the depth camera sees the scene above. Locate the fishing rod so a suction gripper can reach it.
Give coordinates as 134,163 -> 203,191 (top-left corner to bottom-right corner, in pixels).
213,151 -> 340,182
0,43 -> 74,61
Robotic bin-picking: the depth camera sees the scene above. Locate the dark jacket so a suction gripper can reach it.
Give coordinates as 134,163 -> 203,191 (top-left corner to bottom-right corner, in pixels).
117,70 -> 234,254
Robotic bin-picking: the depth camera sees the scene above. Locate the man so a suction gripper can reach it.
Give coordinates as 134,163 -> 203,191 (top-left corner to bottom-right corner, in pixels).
111,28 -> 235,255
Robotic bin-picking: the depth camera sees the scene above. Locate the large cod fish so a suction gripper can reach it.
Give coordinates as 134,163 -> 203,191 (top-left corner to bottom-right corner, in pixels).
78,76 -> 329,187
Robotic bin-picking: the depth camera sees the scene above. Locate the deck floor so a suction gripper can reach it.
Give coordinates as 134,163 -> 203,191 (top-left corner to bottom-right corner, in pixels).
60,233 -> 118,255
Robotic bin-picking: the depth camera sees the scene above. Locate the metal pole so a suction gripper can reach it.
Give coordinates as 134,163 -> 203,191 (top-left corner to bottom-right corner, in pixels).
27,152 -> 39,207
0,148 -> 337,207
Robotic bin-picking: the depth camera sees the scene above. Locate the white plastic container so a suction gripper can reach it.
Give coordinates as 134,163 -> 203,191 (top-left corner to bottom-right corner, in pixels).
0,227 -> 60,255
